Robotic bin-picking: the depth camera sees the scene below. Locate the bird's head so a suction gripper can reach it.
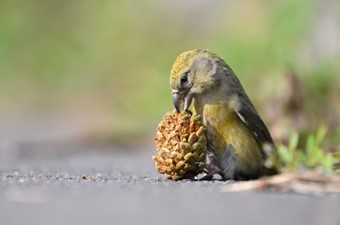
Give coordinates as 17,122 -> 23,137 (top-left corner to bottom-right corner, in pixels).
169,49 -> 224,112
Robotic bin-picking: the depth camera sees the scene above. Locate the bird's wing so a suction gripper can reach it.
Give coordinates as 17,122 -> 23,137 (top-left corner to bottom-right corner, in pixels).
236,102 -> 274,147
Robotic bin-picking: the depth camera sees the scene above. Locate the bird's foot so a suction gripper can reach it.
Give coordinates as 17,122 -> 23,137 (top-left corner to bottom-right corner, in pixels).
195,162 -> 224,181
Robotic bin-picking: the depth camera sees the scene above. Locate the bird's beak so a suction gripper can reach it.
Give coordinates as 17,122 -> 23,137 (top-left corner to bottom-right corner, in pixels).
172,90 -> 193,112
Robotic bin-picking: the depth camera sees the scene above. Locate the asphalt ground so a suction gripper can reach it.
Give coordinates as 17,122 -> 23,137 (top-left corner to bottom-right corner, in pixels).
0,141 -> 339,225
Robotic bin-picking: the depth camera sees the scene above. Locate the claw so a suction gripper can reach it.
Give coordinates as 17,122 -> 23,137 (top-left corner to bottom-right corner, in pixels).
199,173 -> 214,181
195,161 -> 225,180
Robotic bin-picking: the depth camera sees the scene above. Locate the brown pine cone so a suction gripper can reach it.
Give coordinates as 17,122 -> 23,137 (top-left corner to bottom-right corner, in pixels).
152,110 -> 207,180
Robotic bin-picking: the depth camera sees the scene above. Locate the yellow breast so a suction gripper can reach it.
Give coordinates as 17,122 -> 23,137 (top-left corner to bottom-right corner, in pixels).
201,103 -> 263,164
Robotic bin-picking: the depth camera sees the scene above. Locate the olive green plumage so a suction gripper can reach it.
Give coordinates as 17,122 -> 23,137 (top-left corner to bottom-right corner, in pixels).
170,49 -> 277,180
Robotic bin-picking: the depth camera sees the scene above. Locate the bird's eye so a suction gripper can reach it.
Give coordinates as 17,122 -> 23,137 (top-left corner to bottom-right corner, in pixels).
180,72 -> 190,87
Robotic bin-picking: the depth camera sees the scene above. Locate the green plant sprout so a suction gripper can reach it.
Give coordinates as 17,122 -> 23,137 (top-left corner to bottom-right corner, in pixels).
270,127 -> 338,174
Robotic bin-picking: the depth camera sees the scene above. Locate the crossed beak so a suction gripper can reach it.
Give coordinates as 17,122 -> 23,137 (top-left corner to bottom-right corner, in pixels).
172,90 -> 193,112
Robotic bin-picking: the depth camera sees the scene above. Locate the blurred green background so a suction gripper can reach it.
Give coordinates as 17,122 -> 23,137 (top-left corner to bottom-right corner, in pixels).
0,0 -> 339,146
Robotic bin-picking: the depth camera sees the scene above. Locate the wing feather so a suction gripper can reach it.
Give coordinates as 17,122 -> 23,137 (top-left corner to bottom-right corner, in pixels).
236,102 -> 274,147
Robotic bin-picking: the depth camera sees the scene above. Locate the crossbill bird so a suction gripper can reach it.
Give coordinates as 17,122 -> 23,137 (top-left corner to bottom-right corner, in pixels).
170,49 -> 276,180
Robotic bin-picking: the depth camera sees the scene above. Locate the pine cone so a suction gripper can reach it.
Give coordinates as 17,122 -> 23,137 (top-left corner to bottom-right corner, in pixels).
152,110 -> 207,180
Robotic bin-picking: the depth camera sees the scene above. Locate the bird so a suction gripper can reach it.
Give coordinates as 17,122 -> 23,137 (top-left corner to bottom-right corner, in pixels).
169,49 -> 277,180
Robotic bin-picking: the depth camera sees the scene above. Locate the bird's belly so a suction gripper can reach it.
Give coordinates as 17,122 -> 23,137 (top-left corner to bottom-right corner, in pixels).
203,107 -> 264,179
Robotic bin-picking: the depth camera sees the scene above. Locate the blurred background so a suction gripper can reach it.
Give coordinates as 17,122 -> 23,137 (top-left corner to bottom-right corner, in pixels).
0,0 -> 339,150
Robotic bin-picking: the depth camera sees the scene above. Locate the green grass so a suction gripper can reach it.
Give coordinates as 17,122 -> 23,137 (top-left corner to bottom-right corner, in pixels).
270,127 -> 339,174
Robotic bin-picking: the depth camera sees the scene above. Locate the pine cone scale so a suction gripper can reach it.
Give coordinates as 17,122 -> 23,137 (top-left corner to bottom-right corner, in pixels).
153,110 -> 207,180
